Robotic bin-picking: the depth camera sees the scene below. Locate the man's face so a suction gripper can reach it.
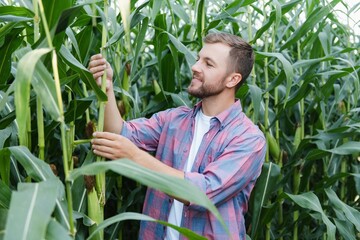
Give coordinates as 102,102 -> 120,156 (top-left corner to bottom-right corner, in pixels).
187,43 -> 232,98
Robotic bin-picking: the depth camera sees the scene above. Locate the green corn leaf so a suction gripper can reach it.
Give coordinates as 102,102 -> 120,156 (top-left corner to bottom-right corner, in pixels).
253,0 -> 302,42
88,212 -> 207,240
8,146 -> 56,181
69,160 -> 228,235
45,219 -> 73,240
131,17 -> 149,77
151,0 -> 162,24
172,2 -> 190,23
293,56 -> 334,69
333,219 -> 356,240
248,83 -> 263,123
53,4 -> 85,35
4,180 -> 59,240
280,0 -> 342,50
0,6 -> 34,22
0,127 -> 11,149
250,162 -> 281,239
6,146 -> 71,231
286,192 -> 336,240
59,45 -> 107,101
0,209 -> 8,238
0,147 -> 10,187
0,180 -> 11,209
325,141 -> 360,155
65,27 -> 81,60
167,91 -> 192,108
14,48 -> 52,146
256,51 -> 293,107
325,188 -> 360,232
32,60 -> 62,122
13,46 -> 61,122
166,32 -> 196,68
42,0 -> 73,31
0,29 -> 23,85
211,0 -> 256,21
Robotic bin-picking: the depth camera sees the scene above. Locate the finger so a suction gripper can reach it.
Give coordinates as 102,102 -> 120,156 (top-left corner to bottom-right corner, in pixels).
92,142 -> 114,153
88,58 -> 107,69
91,71 -> 104,80
93,131 -> 119,141
90,54 -> 103,61
92,142 -> 120,160
91,138 -> 118,148
92,148 -> 116,160
88,63 -> 107,73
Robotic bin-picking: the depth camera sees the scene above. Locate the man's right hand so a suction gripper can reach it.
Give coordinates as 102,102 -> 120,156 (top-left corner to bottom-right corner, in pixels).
88,54 -> 114,92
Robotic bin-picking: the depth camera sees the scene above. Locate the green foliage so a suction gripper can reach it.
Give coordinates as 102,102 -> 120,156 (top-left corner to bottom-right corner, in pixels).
0,0 -> 359,239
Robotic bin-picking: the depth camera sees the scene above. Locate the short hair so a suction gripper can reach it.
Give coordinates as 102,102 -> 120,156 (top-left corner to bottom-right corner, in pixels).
203,32 -> 254,90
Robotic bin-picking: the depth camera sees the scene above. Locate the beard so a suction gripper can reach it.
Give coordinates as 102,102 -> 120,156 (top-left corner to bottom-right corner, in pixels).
187,75 -> 227,99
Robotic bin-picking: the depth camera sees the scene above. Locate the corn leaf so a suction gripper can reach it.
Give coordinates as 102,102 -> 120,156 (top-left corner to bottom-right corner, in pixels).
250,162 -> 281,239
88,212 -> 206,240
0,29 -> 23,85
253,0 -> 302,42
14,48 -> 52,146
333,219 -> 356,240
13,46 -> 61,122
256,51 -> 293,107
0,209 -> 8,239
42,0 -> 73,31
0,180 -> 11,209
69,160 -> 228,235
325,188 -> 360,232
0,147 -> 10,187
45,219 -> 73,240
4,180 -> 59,240
286,192 -> 336,240
166,32 -> 196,68
0,6 -> 34,22
280,0 -> 342,50
7,146 -> 71,231
59,45 -> 107,101
325,141 -> 360,155
248,83 -> 263,124
32,61 -> 62,122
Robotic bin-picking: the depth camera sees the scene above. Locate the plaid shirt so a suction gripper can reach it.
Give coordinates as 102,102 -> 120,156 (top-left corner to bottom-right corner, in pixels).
121,100 -> 266,240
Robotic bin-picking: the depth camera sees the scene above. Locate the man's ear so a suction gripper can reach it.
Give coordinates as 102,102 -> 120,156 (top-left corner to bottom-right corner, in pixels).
226,73 -> 242,88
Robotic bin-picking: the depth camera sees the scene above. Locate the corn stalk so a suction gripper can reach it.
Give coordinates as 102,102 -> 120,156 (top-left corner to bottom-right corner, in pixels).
37,0 -> 75,235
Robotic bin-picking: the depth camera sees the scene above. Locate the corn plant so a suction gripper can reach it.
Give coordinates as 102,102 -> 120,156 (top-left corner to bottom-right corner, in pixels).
0,0 -> 359,239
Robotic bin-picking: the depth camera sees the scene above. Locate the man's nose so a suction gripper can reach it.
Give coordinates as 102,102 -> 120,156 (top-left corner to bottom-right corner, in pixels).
191,60 -> 201,72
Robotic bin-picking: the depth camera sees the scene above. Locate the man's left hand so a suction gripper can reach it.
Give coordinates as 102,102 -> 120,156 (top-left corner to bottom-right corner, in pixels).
91,131 -> 139,160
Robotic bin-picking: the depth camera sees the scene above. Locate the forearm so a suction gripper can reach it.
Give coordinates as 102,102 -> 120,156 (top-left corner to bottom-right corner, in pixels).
103,87 -> 123,134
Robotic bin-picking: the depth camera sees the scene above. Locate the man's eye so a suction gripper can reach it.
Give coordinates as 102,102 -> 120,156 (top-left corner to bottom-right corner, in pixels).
206,62 -> 213,67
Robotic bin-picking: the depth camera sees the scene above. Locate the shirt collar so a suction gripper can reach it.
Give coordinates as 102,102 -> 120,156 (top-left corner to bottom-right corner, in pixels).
191,99 -> 243,128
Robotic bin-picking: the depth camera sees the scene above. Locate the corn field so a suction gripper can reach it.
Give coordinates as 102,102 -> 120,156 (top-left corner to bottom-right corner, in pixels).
0,0 -> 359,239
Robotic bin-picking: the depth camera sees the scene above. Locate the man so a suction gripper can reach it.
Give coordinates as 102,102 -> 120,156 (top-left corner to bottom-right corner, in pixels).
89,32 -> 266,240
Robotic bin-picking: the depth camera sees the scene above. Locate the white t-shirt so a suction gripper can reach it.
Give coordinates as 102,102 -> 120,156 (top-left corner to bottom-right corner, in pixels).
166,109 -> 212,240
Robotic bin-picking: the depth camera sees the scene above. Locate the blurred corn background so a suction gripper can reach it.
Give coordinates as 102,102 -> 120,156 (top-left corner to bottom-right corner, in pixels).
0,0 -> 359,239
